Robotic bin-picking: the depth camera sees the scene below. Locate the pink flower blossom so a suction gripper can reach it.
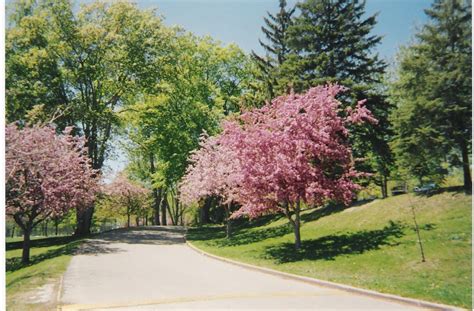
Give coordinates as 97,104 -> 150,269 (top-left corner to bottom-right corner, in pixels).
6,124 -> 99,228
180,84 -> 376,224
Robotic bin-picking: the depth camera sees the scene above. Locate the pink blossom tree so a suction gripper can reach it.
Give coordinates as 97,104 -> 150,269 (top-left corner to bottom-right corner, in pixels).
224,84 -> 377,249
181,84 -> 376,248
6,124 -> 98,263
103,173 -> 150,228
179,134 -> 242,237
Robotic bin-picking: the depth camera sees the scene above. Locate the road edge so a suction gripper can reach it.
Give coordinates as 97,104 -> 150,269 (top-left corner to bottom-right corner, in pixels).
185,240 -> 463,311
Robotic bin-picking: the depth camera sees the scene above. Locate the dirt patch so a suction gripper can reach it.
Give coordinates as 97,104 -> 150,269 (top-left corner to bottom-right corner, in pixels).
8,281 -> 59,311
27,283 -> 55,304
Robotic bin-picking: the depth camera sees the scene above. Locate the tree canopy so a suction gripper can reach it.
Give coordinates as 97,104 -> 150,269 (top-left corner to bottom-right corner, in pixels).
389,0 -> 471,190
6,123 -> 97,263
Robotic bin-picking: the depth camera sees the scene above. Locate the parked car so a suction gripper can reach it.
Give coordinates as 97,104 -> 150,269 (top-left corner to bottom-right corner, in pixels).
414,183 -> 438,195
391,186 -> 407,196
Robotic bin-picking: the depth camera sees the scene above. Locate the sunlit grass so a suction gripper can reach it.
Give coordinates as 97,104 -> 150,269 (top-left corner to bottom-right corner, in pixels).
188,190 -> 471,308
6,236 -> 83,310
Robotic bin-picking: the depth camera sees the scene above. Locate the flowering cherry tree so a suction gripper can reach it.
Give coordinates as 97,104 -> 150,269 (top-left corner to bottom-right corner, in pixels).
6,124 -> 98,263
229,85 -> 376,248
103,173 -> 150,227
180,84 -> 376,248
180,134 -> 242,237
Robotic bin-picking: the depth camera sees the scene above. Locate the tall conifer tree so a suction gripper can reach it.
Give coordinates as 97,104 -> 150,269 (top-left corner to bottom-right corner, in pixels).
251,0 -> 295,100
390,0 -> 471,191
285,0 -> 386,90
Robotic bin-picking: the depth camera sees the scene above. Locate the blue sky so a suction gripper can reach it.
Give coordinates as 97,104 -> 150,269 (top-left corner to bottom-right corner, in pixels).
137,0 -> 432,61
103,0 -> 433,178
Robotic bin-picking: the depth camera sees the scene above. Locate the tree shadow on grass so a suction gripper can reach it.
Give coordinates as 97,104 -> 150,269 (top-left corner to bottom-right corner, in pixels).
300,204 -> 347,223
216,223 -> 293,247
186,226 -> 227,241
188,203 -> 369,246
6,235 -> 81,251
234,214 -> 286,230
187,220 -> 292,247
263,221 -> 405,264
6,240 -> 82,272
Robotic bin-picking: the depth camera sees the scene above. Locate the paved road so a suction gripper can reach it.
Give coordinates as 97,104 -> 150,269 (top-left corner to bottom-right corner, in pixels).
60,227 -> 421,310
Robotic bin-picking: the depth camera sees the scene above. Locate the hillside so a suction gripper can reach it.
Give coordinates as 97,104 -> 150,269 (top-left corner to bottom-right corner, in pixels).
187,190 -> 472,308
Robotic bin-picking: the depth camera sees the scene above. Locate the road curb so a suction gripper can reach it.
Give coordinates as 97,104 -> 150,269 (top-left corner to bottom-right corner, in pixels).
56,275 -> 64,310
185,240 -> 462,311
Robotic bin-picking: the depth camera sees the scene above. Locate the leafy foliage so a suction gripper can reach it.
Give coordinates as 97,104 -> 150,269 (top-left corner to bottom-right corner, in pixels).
123,36 -> 253,200
389,0 -> 471,189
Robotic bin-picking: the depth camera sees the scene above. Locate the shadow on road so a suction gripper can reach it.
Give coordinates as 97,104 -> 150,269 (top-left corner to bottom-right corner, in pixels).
263,221 -> 405,263
6,227 -> 185,271
73,226 -> 186,256
75,239 -> 125,256
91,226 -> 186,246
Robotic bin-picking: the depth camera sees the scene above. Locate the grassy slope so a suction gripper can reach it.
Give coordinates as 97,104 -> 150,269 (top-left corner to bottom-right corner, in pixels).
6,236 -> 83,310
187,190 -> 472,308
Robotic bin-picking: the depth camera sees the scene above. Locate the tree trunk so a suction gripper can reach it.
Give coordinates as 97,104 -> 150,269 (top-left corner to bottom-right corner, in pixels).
382,175 -> 388,198
460,140 -> 472,193
135,217 -> 139,227
11,225 -> 15,238
283,201 -> 302,250
44,220 -> 48,237
74,206 -> 94,236
149,155 -> 161,225
410,202 -> 426,262
173,197 -> 180,226
166,198 -> 175,225
22,228 -> 31,264
127,211 -> 131,228
224,203 -> 232,238
55,220 -> 59,236
152,188 -> 161,225
294,201 -> 301,249
199,197 -> 211,225
161,196 -> 168,226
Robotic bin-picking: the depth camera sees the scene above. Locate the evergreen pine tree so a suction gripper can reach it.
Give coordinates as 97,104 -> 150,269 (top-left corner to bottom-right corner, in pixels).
251,0 -> 295,100
390,0 -> 472,192
284,0 -> 386,90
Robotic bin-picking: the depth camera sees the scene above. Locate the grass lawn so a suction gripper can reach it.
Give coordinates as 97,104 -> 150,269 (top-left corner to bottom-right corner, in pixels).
187,189 -> 472,308
6,236 -> 83,310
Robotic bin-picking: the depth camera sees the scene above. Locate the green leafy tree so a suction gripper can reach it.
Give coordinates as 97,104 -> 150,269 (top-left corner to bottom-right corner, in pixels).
350,89 -> 394,197
6,0 -> 174,234
122,35 -> 253,225
6,0 -> 67,125
122,132 -> 167,225
390,0 -> 471,191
